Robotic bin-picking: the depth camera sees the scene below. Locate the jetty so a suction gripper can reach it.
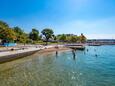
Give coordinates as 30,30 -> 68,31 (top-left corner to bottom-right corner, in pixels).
0,47 -> 42,63
65,44 -> 85,50
88,43 -> 101,46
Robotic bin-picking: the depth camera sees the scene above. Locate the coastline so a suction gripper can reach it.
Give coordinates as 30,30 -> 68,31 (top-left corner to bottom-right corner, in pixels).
38,47 -> 70,54
0,45 -> 70,64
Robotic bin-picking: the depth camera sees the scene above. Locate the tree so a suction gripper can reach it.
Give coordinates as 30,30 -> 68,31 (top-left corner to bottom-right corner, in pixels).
29,28 -> 39,41
51,34 -> 57,41
13,27 -> 28,43
0,27 -> 16,43
13,26 -> 24,35
41,28 -> 54,45
0,21 -> 16,43
0,21 -> 9,38
79,33 -> 87,43
58,34 -> 67,42
53,35 -> 57,41
69,36 -> 78,43
0,20 -> 9,28
17,33 -> 29,43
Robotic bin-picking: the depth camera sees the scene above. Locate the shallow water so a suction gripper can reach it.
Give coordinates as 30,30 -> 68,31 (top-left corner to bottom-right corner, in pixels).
0,45 -> 115,86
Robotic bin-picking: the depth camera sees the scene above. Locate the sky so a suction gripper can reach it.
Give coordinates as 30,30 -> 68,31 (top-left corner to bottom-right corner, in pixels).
0,0 -> 115,39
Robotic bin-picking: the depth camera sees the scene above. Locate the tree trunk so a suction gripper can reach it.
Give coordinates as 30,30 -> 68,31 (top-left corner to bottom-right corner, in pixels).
46,38 -> 48,45
46,41 -> 48,45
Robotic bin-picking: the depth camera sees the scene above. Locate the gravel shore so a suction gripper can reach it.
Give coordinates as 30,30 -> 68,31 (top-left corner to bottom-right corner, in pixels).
0,45 -> 70,63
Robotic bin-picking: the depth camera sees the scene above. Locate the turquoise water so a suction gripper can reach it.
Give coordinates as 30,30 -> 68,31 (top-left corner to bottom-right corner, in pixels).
0,45 -> 115,86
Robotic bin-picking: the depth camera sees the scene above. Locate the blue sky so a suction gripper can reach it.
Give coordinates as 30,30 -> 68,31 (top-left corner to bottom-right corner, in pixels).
0,0 -> 115,39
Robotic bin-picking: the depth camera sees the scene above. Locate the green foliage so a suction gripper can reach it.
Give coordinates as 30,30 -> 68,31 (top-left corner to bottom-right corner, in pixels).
0,20 -> 87,44
13,26 -> 24,35
0,28 -> 16,42
57,34 -> 86,43
57,34 -> 67,42
79,33 -> 87,43
41,28 -> 54,45
53,35 -> 57,40
13,27 -> 28,43
69,36 -> 78,43
29,28 -> 39,41
0,21 -> 9,28
0,21 -> 16,43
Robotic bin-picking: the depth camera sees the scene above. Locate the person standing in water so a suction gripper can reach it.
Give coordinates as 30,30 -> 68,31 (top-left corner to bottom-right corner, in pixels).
56,51 -> 58,57
72,49 -> 76,60
87,49 -> 89,52
95,54 -> 98,57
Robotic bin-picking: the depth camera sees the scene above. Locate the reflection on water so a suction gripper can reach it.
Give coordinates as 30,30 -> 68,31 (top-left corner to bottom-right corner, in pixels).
0,46 -> 115,86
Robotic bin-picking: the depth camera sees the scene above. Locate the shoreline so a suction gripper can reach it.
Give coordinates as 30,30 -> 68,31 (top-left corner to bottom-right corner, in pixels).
38,47 -> 70,54
0,45 -> 70,64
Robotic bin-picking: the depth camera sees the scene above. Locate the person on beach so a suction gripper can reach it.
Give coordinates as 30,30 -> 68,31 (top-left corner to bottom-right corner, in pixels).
55,45 -> 59,49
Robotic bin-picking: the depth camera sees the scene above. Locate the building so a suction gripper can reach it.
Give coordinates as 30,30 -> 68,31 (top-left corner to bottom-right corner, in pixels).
87,39 -> 115,45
